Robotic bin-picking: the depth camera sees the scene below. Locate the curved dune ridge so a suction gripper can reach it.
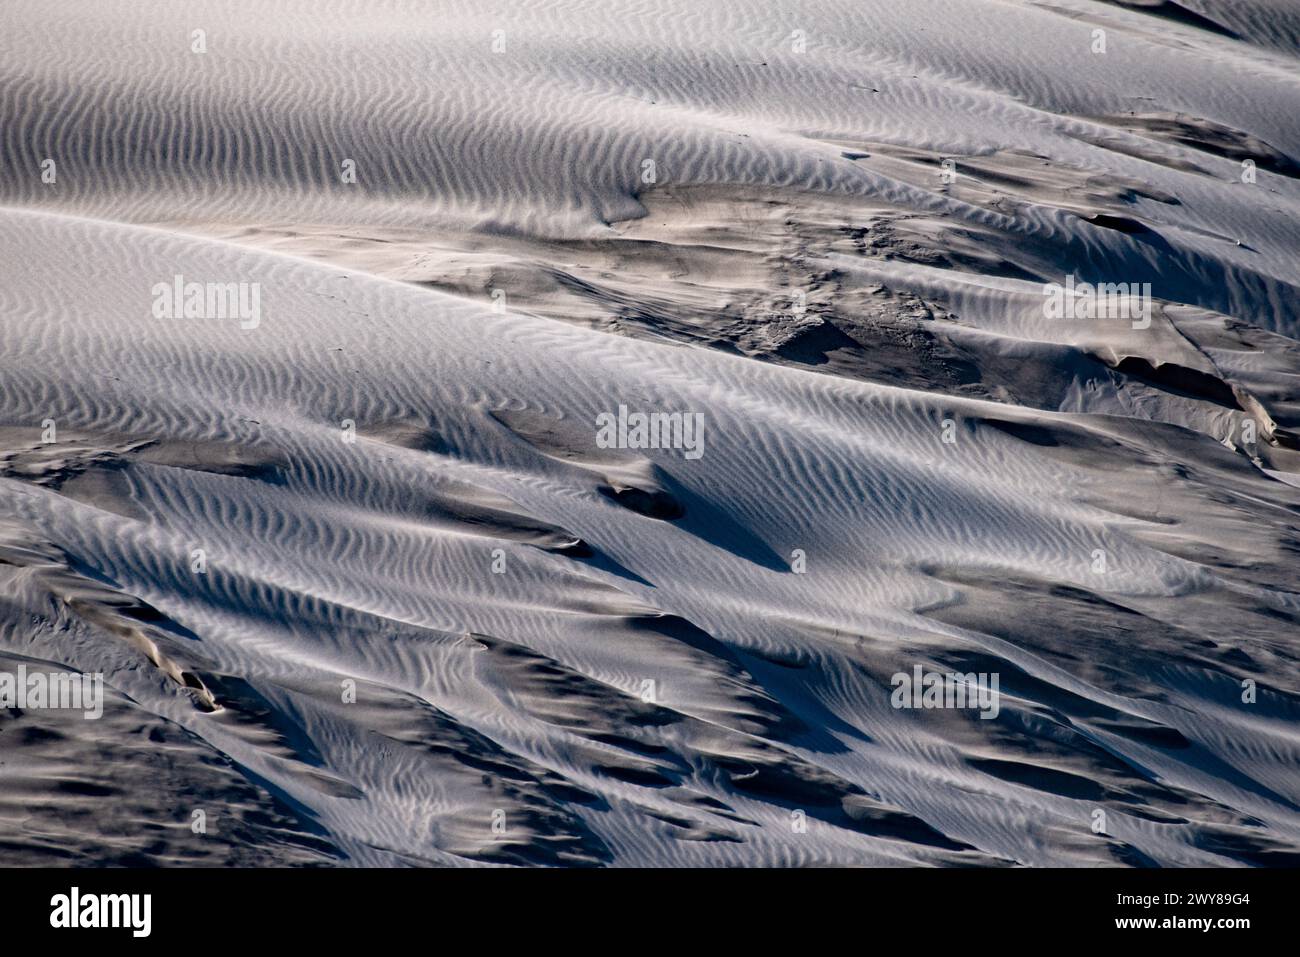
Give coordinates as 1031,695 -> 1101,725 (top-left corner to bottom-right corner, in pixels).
1,0 -> 1299,866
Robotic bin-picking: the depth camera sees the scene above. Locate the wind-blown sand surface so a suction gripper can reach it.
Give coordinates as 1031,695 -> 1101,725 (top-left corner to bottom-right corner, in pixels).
1,0 -> 1299,866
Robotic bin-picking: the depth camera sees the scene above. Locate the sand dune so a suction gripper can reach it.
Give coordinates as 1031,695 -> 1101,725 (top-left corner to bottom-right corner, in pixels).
1,0 -> 1298,866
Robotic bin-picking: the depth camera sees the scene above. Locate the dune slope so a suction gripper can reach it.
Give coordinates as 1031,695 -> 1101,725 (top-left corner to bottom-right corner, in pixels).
1,0 -> 1299,866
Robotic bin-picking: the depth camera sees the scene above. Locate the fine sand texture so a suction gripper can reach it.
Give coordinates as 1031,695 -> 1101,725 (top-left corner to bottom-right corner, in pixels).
1,0 -> 1299,866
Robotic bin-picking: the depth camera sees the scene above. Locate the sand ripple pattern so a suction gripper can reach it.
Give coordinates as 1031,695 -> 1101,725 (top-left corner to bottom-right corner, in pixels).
1,0 -> 1298,865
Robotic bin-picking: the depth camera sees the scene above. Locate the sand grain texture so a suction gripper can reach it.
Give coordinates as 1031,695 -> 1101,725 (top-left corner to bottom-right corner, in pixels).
1,0 -> 1298,866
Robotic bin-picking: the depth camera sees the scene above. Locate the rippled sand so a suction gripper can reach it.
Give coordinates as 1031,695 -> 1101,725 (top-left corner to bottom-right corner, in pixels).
1,0 -> 1298,866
